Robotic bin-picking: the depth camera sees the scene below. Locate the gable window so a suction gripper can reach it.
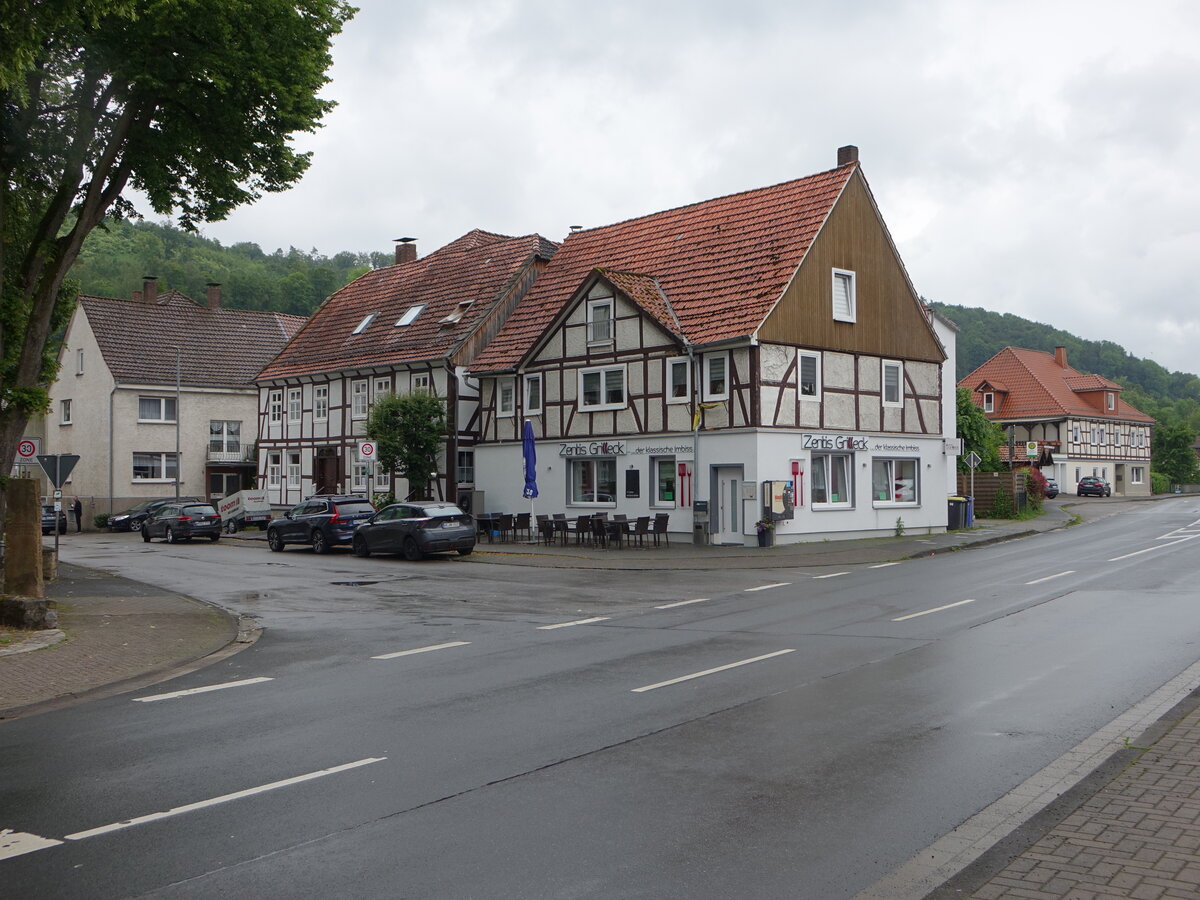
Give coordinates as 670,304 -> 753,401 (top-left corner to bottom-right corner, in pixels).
287,388 -> 302,422
524,374 -> 543,414
703,353 -> 728,401
268,453 -> 282,487
269,390 -> 283,424
498,378 -> 516,417
811,452 -> 853,508
352,313 -> 377,335
587,297 -> 613,344
138,396 -> 177,423
872,458 -> 918,505
832,269 -> 856,322
61,399 -> 73,425
76,348 -> 84,375
287,451 -> 301,487
352,380 -> 369,419
314,385 -> 329,422
667,358 -> 690,404
983,392 -> 994,413
132,451 -> 178,481
882,360 -> 903,407
395,305 -> 425,327
209,420 -> 241,454
580,366 -> 626,411
798,352 -> 821,399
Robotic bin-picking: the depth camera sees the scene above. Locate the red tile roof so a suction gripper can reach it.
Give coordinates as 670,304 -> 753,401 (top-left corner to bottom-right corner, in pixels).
79,292 -> 304,389
596,269 -> 684,340
257,230 -> 556,381
960,347 -> 1153,422
471,164 -> 857,372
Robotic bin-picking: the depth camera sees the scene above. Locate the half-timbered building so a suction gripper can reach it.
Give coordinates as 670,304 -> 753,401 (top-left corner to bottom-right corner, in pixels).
961,346 -> 1154,497
254,230 -> 557,508
468,147 -> 955,545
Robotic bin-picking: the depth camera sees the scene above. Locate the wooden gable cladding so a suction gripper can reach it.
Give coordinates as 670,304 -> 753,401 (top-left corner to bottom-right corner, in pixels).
758,173 -> 944,364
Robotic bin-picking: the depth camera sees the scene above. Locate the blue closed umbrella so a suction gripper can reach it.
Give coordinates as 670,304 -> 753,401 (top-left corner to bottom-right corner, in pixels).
522,419 -> 538,500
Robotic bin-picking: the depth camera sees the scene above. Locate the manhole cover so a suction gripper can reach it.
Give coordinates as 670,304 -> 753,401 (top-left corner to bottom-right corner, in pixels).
330,581 -> 379,587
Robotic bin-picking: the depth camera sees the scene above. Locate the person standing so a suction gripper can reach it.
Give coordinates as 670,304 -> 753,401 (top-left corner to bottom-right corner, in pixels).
72,496 -> 83,532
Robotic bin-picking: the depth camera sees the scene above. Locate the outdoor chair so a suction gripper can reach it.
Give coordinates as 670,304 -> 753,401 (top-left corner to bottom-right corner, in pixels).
652,513 -> 670,547
514,512 -> 531,541
538,517 -> 557,546
572,515 -> 592,545
630,516 -> 650,548
590,515 -> 610,549
496,513 -> 515,543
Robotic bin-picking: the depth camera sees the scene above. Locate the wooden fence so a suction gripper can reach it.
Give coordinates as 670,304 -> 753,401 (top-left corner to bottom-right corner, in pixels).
957,470 -> 1028,517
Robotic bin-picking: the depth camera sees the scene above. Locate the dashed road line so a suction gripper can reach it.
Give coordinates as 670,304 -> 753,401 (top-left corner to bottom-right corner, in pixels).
1025,570 -> 1075,585
1110,536 -> 1198,561
870,562 -> 900,569
744,583 -> 791,592
632,649 -> 795,693
537,617 -> 610,630
132,677 -> 274,703
0,829 -> 63,861
814,572 -> 850,579
893,599 -> 976,622
371,641 -> 471,660
655,599 -> 709,609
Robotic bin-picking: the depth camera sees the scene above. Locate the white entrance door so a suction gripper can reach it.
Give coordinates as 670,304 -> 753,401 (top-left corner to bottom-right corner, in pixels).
716,466 -> 744,544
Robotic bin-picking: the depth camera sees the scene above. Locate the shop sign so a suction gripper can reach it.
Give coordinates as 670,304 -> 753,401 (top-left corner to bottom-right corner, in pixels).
559,440 -> 626,457
801,434 -> 868,451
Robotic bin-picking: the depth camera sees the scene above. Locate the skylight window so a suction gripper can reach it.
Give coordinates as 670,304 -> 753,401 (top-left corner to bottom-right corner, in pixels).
395,304 -> 425,327
439,300 -> 474,326
352,313 -> 377,335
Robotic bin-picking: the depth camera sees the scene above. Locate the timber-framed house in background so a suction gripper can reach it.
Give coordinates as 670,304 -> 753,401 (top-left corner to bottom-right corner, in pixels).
254,230 -> 557,509
468,147 -> 956,545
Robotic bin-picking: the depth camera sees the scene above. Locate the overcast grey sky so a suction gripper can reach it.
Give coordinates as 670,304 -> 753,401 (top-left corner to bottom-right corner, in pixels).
198,1 -> 1200,374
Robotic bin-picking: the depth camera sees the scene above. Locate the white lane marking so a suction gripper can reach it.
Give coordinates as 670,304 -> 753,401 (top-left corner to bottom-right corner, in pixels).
1110,536 -> 1198,561
814,572 -> 849,579
537,617 -> 610,630
1025,570 -> 1075,585
371,641 -> 470,660
0,829 -> 63,861
744,583 -> 791,592
892,599 -> 976,622
870,562 -> 900,569
655,599 -> 709,609
632,649 -> 795,693
132,677 -> 274,703
64,757 -> 386,841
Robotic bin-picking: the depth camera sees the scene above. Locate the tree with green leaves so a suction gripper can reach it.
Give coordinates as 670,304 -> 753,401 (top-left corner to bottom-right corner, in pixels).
1151,421 -> 1199,487
367,393 -> 448,500
0,0 -> 354,484
956,387 -> 1004,472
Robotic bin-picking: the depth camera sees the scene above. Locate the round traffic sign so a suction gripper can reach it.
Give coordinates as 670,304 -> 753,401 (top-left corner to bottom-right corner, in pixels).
358,441 -> 376,460
17,440 -> 36,459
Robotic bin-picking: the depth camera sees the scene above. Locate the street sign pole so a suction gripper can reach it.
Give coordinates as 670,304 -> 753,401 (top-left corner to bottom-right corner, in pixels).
36,454 -> 81,558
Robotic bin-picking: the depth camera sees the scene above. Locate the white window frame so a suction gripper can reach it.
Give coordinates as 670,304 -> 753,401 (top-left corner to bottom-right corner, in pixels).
351,380 -> 369,419
667,357 -> 690,404
374,461 -> 390,490
61,398 -> 73,425
287,388 -> 302,423
1106,391 -> 1115,411
287,451 -> 301,488
586,297 -> 614,344
138,396 -> 177,424
882,360 -> 903,408
352,313 -> 376,335
457,449 -> 475,485
798,352 -> 821,400
268,452 -> 282,488
132,451 -> 179,482
568,458 -> 617,505
1131,466 -> 1145,484
1072,423 -> 1081,443
524,373 -> 543,414
652,457 -> 677,507
209,420 -> 241,454
269,390 -> 283,424
832,269 -> 857,323
314,385 -> 329,422
351,452 -> 369,492
579,365 -> 627,411
394,305 -> 425,327
702,353 -> 729,402
811,452 -> 854,509
498,377 -> 516,417
412,373 -> 431,393
76,348 -> 84,375
983,392 -> 994,413
871,457 -> 919,506
374,377 -> 392,400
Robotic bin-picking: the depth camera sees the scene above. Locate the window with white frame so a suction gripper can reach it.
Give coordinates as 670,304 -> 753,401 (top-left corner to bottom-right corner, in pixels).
314,385 -> 329,421
351,449 -> 369,492
412,373 -> 431,393
352,313 -> 376,335
287,388 -> 302,422
1072,423 -> 1081,443
569,458 -> 617,504
498,378 -> 516,416
61,399 -> 73,425
269,390 -> 282,424
587,296 -> 613,344
132,451 -> 178,481
287,451 -> 301,487
351,380 -> 369,419
882,360 -> 903,407
832,269 -> 856,322
457,450 -> 475,484
394,305 -> 424,327
703,353 -> 728,401
798,352 -> 821,399
374,377 -> 391,400
667,358 -> 690,403
138,396 -> 177,423
871,458 -> 918,504
209,420 -> 241,453
375,462 -> 390,490
811,452 -> 853,507
983,392 -> 994,413
580,366 -> 626,410
1106,392 -> 1115,411
653,458 -> 677,504
1131,466 -> 1145,484
524,374 -> 542,414
76,348 -> 84,375
268,452 -> 282,487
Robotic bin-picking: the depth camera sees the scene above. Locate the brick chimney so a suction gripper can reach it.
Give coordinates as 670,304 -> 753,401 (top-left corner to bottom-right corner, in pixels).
394,238 -> 417,265
1054,346 -> 1068,368
838,145 -> 859,166
142,276 -> 158,304
205,282 -> 222,309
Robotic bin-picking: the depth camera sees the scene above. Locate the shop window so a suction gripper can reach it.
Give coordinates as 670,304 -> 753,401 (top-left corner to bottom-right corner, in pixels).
871,458 -> 918,504
811,453 -> 853,507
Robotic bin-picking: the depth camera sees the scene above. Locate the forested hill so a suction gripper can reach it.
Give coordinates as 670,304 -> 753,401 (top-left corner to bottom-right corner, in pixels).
70,219 -> 391,316
932,302 -> 1200,430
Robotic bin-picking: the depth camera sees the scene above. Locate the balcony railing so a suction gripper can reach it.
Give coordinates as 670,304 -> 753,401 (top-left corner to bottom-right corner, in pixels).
207,446 -> 254,464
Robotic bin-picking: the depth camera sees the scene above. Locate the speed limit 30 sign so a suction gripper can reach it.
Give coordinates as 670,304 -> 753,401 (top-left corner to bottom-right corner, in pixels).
17,439 -> 38,460
357,441 -> 376,460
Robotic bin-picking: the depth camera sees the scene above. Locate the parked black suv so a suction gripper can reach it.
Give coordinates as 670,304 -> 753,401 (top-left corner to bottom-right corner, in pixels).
108,496 -> 202,532
266,495 -> 376,554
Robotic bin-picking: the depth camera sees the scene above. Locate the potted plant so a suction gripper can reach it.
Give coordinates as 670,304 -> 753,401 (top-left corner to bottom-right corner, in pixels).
755,517 -> 775,547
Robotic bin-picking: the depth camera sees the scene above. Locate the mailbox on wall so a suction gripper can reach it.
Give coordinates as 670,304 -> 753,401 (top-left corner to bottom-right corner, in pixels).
762,480 -> 795,522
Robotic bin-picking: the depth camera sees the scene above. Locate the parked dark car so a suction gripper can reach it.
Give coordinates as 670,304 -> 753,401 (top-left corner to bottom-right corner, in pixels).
266,495 -> 376,554
108,496 -> 201,532
41,504 -> 68,535
353,502 -> 476,561
1044,478 -> 1059,499
1077,476 -> 1111,497
141,502 -> 222,543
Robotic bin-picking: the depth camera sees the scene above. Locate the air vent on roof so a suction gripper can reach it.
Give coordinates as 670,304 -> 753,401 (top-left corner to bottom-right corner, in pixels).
395,305 -> 425,327
352,313 -> 377,335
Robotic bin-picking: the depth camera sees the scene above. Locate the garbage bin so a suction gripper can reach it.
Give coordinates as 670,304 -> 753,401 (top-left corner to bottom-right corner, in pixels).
965,496 -> 974,528
947,497 -> 966,530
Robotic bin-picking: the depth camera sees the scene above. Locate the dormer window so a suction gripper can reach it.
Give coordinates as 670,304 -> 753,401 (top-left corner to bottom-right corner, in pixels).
983,392 -> 994,413
395,305 -> 425,327
352,313 -> 376,335
1106,391 -> 1115,411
